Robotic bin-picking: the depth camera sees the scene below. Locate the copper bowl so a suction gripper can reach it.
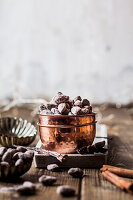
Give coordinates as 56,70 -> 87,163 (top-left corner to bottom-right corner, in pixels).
38,113 -> 96,154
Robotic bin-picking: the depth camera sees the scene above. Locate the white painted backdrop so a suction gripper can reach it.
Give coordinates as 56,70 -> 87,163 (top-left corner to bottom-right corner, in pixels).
0,0 -> 133,104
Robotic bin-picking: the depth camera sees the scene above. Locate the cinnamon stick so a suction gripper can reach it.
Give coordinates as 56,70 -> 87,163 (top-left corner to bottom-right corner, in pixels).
101,170 -> 133,194
101,165 -> 133,178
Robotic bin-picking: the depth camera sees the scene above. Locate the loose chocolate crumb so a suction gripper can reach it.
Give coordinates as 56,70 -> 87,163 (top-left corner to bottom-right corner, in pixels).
47,164 -> 59,172
39,175 -> 57,186
68,168 -> 83,178
57,185 -> 75,197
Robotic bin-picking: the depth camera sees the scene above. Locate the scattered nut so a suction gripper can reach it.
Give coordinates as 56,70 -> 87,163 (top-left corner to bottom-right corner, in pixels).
15,159 -> 24,167
68,168 -> 83,178
47,164 -> 59,172
39,175 -> 57,186
17,181 -> 36,195
57,185 -> 75,197
71,106 -> 81,115
2,151 -> 12,163
13,152 -> 23,161
82,99 -> 90,106
16,146 -> 27,153
0,147 -> 7,157
74,100 -> 82,107
58,103 -> 67,114
81,107 -> 89,114
39,92 -> 93,115
74,96 -> 82,102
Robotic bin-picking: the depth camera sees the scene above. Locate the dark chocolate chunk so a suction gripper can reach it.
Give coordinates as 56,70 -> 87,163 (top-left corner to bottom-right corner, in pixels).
51,108 -> 60,115
0,147 -> 7,157
81,107 -> 90,114
77,146 -> 88,154
25,150 -> 34,158
40,109 -> 53,115
74,100 -> 82,107
9,149 -> 17,157
97,148 -> 108,153
19,152 -> 33,161
82,99 -> 90,106
58,103 -> 67,114
39,92 -> 92,116
93,141 -> 105,149
39,104 -> 47,111
71,106 -> 81,115
2,151 -> 12,163
16,146 -> 27,153
74,96 -> 82,102
39,175 -> 57,186
47,164 -> 59,172
13,152 -> 23,161
46,103 -> 57,110
68,168 -> 83,178
89,106 -> 92,113
87,146 -> 95,154
57,92 -> 63,95
69,99 -> 74,108
17,181 -> 36,195
0,161 -> 10,176
15,159 -> 24,167
1,161 -> 10,168
57,185 -> 75,197
52,93 -> 69,104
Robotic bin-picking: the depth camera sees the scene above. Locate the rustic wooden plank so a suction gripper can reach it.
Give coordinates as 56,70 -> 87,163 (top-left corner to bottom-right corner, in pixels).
81,107 -> 133,200
0,164 -> 80,200
81,169 -> 133,200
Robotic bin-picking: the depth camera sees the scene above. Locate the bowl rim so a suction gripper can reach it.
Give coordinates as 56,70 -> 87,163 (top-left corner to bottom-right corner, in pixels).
38,112 -> 96,118
37,121 -> 97,128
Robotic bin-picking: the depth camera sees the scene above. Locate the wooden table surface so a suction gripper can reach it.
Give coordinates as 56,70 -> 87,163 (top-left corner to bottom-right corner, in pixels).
0,106 -> 133,200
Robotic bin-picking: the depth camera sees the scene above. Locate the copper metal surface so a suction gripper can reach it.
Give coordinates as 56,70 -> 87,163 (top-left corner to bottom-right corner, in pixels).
39,113 -> 95,126
38,113 -> 96,154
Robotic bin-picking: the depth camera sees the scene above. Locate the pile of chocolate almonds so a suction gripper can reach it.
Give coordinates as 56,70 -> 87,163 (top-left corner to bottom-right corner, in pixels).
39,92 -> 92,115
0,146 -> 34,178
